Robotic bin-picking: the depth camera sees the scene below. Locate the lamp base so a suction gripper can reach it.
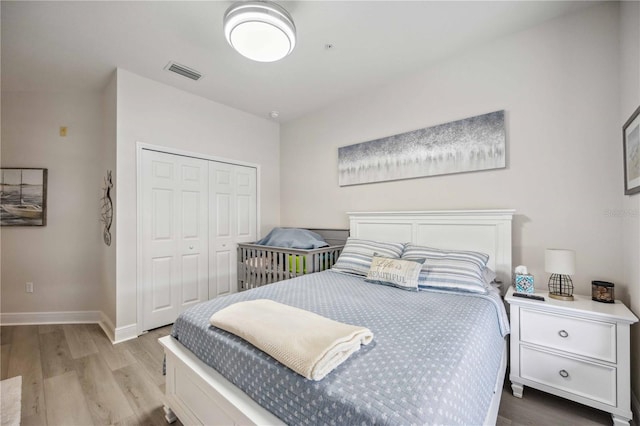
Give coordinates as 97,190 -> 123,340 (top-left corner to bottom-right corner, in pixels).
548,274 -> 574,301
549,293 -> 574,301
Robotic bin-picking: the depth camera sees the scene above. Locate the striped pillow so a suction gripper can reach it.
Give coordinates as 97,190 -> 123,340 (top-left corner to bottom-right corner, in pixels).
401,243 -> 490,294
332,238 -> 405,276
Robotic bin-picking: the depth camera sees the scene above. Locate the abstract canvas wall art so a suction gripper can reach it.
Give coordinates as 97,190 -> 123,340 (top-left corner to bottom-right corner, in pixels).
338,110 -> 506,186
0,168 -> 48,226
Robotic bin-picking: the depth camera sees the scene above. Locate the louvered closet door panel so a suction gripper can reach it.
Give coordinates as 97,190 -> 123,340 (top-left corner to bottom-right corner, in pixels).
142,150 -> 209,331
209,162 -> 256,298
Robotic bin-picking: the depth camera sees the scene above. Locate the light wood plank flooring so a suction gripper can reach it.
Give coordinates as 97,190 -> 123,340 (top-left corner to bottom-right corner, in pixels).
1,324 -> 178,426
497,381 -> 611,426
1,324 -> 613,425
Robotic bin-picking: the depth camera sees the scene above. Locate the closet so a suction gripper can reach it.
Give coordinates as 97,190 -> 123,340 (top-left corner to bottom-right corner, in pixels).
140,149 -> 257,331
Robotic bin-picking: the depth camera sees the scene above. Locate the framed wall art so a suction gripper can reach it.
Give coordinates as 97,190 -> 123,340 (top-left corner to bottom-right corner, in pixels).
0,168 -> 48,226
623,105 -> 640,195
338,110 -> 506,186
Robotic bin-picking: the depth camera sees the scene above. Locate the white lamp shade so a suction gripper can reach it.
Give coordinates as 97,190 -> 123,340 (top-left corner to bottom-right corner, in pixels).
545,249 -> 576,275
224,2 -> 296,63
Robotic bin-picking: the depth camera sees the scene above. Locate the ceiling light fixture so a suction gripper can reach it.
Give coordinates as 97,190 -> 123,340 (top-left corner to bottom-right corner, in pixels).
223,1 -> 296,63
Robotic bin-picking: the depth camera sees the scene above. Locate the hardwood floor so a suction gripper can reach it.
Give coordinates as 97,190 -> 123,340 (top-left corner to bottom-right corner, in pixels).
1,324 -> 613,425
0,324 -> 178,426
497,381 -> 611,426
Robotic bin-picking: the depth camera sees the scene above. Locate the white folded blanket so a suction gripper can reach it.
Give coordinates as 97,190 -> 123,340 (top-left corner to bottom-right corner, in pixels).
210,299 -> 373,381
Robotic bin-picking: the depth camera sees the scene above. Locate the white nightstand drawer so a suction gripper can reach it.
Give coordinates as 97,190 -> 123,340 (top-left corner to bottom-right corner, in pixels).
520,346 -> 616,406
520,308 -> 616,362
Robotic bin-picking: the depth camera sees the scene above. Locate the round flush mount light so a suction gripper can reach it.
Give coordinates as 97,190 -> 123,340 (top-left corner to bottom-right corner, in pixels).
223,1 -> 296,63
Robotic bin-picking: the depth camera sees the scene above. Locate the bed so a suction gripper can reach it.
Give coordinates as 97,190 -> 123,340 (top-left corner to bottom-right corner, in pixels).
237,228 -> 348,291
159,209 -> 515,425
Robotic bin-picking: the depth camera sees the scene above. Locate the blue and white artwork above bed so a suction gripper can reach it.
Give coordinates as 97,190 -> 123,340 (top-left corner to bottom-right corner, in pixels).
338,110 -> 506,186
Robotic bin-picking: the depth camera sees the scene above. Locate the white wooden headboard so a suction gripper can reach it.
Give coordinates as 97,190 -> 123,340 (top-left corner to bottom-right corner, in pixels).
348,210 -> 515,293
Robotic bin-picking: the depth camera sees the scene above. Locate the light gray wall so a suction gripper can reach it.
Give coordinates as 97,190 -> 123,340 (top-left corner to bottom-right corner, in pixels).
619,0 -> 640,407
281,4 -> 622,298
114,69 -> 280,329
0,71 -> 281,335
100,73 -> 117,329
1,91 -> 104,314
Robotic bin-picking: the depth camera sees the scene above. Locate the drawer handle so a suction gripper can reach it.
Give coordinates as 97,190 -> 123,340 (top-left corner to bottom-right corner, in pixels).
558,330 -> 569,338
559,369 -> 569,378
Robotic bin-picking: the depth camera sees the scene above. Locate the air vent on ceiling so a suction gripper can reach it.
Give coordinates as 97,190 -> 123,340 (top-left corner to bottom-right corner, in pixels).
164,61 -> 203,81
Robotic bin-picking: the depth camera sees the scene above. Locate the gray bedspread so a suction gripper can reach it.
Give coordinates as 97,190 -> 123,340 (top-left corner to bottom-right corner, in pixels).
171,270 -> 509,425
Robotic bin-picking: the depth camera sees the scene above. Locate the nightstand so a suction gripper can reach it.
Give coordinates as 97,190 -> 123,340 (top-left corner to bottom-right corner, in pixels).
505,287 -> 638,425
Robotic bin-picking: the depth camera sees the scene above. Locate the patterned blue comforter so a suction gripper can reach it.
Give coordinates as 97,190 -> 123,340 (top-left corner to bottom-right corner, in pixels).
171,270 -> 509,425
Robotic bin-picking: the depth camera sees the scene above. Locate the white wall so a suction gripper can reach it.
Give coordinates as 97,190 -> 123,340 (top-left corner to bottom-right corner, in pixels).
619,0 -> 640,408
114,69 -> 280,329
281,4 -> 622,297
1,92 -> 104,315
0,72 -> 281,334
100,73 -> 117,329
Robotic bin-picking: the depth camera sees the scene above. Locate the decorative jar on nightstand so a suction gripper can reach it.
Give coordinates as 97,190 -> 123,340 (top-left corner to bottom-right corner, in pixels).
505,287 -> 639,425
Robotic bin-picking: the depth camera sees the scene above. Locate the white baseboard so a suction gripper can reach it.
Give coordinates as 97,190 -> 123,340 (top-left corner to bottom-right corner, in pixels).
632,390 -> 639,426
0,310 -> 102,325
98,312 -> 116,343
98,314 -> 138,344
114,323 -> 138,344
0,310 -> 140,344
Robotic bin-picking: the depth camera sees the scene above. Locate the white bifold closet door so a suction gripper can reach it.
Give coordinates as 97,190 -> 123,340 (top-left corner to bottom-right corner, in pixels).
141,150 -> 209,331
141,149 -> 256,332
209,162 -> 257,298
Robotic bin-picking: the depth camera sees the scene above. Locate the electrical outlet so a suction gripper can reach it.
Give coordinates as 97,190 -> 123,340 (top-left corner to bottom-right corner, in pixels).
26,282 -> 34,293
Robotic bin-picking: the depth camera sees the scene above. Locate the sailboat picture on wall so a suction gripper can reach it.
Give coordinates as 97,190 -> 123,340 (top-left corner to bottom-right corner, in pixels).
0,168 -> 47,226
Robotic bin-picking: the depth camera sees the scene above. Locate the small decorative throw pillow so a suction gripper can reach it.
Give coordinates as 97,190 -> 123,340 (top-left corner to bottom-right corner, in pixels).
365,256 -> 425,291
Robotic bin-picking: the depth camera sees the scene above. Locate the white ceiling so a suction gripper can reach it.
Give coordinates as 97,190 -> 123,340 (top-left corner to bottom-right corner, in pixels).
2,1 -> 596,122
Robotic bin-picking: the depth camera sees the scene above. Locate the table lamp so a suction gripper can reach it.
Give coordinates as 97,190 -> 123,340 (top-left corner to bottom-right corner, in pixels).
545,249 -> 575,301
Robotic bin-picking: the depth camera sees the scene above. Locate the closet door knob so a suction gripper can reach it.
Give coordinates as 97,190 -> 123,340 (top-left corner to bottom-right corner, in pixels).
559,369 -> 569,378
558,330 -> 569,338
189,245 -> 194,250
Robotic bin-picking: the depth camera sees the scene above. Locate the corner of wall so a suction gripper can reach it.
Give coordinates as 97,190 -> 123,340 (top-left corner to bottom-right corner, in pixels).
98,311 -> 116,342
113,323 -> 138,344
113,69 -> 280,333
100,70 -> 118,329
